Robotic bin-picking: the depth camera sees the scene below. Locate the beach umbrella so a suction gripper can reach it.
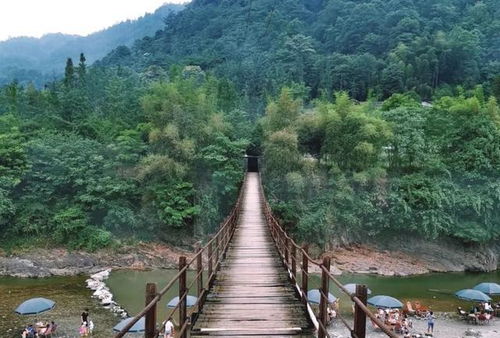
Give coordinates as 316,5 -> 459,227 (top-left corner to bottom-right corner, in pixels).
307,289 -> 337,305
367,295 -> 403,309
472,283 -> 500,296
112,317 -> 145,333
343,283 -> 372,295
455,289 -> 491,302
167,295 -> 198,308
15,298 -> 55,315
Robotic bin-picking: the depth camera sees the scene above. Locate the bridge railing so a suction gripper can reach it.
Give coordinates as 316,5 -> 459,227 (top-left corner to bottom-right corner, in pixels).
260,180 -> 398,338
114,177 -> 246,338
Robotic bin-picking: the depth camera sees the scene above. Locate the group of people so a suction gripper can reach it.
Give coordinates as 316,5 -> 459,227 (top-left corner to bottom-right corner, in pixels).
374,308 -> 416,336
21,321 -> 57,337
458,301 -> 496,324
79,308 -> 94,336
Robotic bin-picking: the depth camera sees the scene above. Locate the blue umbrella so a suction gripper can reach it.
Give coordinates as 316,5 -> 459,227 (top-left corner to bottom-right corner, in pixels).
307,289 -> 337,304
367,295 -> 403,309
112,317 -> 145,333
167,295 -> 198,308
15,298 -> 55,315
343,283 -> 372,295
473,283 -> 500,296
455,289 -> 491,302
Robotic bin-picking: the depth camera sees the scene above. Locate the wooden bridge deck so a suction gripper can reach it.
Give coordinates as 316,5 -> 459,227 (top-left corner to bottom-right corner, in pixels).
191,173 -> 315,337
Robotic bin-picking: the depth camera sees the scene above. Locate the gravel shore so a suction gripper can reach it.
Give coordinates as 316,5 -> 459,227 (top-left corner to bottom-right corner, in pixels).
328,314 -> 500,338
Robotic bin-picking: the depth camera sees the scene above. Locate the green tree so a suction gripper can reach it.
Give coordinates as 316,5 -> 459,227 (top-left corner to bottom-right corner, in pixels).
64,58 -> 76,88
78,53 -> 87,84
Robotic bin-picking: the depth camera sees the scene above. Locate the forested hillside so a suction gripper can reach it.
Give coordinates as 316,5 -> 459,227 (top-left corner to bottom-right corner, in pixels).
0,4 -> 184,87
100,0 -> 500,113
260,89 -> 500,248
0,0 -> 499,252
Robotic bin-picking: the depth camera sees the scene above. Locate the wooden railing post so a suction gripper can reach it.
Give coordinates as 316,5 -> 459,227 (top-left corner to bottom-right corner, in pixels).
353,284 -> 368,338
318,256 -> 331,338
179,256 -> 187,338
196,246 -> 203,298
284,237 -> 290,267
291,244 -> 297,283
222,224 -> 227,259
215,236 -> 220,269
208,241 -> 213,284
145,283 -> 157,338
301,245 -> 309,304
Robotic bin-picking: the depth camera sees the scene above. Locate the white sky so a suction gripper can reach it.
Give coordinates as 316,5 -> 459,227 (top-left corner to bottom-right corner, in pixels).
0,0 -> 187,41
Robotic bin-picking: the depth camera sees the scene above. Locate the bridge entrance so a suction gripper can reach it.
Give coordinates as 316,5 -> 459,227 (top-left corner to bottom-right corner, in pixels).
245,155 -> 259,172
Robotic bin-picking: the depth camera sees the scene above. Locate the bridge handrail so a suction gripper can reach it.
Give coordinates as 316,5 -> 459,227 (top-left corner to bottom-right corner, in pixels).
114,175 -> 246,338
259,178 -> 397,338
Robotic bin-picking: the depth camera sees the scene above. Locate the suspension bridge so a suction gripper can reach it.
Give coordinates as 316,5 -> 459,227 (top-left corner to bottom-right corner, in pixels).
115,169 -> 397,338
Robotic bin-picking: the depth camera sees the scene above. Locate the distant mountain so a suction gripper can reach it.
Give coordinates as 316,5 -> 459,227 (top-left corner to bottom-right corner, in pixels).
0,3 -> 185,86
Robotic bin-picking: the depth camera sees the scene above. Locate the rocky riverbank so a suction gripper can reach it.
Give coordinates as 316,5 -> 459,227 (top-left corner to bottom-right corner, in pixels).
320,239 -> 500,276
0,239 -> 498,278
0,243 -> 194,278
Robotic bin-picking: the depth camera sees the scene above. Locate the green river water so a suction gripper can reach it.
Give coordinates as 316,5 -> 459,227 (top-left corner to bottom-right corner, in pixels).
1,270 -> 498,337
106,269 -> 499,317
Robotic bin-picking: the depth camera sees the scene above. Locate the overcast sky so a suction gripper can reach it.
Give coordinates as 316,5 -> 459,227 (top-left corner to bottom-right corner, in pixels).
0,0 -> 187,41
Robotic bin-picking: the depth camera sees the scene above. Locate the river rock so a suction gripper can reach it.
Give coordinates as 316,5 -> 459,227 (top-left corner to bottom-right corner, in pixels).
464,328 -> 482,337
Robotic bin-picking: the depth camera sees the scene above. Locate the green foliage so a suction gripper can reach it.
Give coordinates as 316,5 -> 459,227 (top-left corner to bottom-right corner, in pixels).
381,93 -> 421,111
152,182 -> 200,228
1,0 -> 500,251
0,114 -> 27,187
93,0 -> 498,106
321,92 -> 392,173
0,55 -> 252,249
262,88 -> 500,247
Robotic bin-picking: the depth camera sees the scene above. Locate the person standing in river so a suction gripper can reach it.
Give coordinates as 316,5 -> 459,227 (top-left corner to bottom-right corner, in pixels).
81,308 -> 89,332
426,310 -> 435,335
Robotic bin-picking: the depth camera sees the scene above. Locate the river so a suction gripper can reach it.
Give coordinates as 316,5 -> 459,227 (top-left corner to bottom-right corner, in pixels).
106,269 -> 499,316
1,270 -> 498,337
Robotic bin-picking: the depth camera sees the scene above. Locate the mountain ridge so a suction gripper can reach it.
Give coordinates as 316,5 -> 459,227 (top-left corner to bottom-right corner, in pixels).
0,3 -> 185,86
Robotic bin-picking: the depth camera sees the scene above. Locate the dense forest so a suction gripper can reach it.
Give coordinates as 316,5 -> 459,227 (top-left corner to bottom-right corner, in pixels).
100,0 -> 500,112
0,0 -> 499,251
0,4 -> 184,87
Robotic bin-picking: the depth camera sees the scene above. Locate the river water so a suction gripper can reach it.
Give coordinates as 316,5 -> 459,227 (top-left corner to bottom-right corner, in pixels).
1,270 -> 498,337
106,269 -> 499,315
